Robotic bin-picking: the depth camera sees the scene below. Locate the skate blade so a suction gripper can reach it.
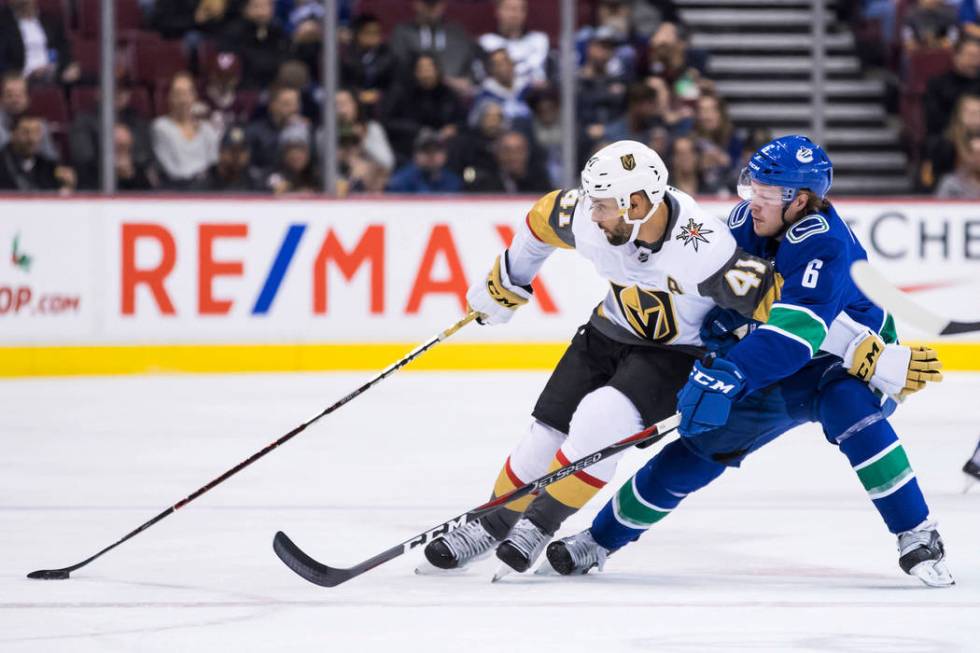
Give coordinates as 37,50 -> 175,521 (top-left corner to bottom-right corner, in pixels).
909,560 -> 955,588
414,560 -> 470,576
963,475 -> 978,494
533,559 -> 560,576
490,564 -> 513,583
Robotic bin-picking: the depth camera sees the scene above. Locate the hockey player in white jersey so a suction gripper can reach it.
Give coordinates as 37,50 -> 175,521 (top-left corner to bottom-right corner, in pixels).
423,140 -> 785,575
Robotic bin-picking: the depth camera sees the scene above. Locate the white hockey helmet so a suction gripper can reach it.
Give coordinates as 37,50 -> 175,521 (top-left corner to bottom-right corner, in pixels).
580,140 -> 669,227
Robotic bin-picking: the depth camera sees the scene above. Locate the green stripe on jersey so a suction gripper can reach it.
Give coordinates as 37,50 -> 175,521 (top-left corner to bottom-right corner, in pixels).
880,313 -> 898,344
763,304 -> 828,355
855,443 -> 914,498
613,478 -> 671,529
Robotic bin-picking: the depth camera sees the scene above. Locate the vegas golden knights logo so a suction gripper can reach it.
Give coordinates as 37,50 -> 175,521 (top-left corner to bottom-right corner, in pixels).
620,154 -> 636,171
611,282 -> 679,342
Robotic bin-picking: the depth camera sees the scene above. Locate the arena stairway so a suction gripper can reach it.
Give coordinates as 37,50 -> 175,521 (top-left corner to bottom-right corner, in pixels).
677,0 -> 912,194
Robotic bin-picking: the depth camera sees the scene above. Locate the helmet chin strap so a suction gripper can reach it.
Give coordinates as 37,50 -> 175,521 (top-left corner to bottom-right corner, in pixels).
625,199 -> 660,243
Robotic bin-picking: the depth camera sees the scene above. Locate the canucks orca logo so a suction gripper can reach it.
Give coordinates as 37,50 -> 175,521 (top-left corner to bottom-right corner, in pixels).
796,147 -> 814,163
611,282 -> 679,343
620,154 -> 636,171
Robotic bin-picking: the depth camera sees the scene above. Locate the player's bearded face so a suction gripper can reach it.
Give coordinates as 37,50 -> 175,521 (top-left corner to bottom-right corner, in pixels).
745,182 -> 788,237
590,197 -> 633,245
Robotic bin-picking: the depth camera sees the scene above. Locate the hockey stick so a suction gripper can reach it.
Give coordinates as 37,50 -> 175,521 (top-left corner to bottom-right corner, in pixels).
273,412 -> 681,588
850,261 -> 980,336
26,312 -> 478,580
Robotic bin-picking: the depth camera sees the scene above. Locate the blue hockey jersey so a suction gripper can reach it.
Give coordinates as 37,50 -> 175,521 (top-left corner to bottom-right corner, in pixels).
723,201 -> 896,393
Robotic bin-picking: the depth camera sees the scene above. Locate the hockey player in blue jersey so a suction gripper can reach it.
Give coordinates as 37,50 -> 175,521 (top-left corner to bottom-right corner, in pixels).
545,135 -> 953,587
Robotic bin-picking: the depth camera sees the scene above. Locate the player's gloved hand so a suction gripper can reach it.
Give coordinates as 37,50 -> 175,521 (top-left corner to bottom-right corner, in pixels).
699,307 -> 753,355
465,252 -> 533,325
676,356 -> 746,436
843,331 -> 943,398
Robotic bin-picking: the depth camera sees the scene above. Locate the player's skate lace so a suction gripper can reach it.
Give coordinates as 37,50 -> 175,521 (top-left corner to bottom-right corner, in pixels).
423,520 -> 498,570
546,529 -> 609,575
495,517 -> 550,573
896,520 -> 954,588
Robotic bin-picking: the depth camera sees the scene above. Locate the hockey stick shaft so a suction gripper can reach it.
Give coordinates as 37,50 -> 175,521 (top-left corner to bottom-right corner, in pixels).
27,312 -> 478,580
850,261 -> 980,336
273,412 -> 681,587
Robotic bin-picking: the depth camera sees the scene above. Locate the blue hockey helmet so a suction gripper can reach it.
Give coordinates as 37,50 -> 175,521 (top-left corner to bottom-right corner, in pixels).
737,135 -> 833,204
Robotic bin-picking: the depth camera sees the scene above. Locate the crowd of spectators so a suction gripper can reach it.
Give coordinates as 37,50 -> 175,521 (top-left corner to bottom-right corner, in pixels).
0,0 -> 751,196
846,0 -> 980,198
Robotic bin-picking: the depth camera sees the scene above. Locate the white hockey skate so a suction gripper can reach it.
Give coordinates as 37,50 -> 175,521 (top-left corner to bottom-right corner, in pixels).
546,529 -> 609,576
494,517 -> 551,575
422,520 -> 499,570
897,521 -> 954,588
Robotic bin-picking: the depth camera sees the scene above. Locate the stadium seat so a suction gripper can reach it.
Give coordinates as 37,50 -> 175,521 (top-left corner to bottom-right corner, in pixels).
30,85 -> 70,125
129,39 -> 189,88
77,0 -> 144,39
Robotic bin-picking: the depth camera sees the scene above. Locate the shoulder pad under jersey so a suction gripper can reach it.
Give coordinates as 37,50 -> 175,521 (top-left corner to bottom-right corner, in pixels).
525,189 -> 578,249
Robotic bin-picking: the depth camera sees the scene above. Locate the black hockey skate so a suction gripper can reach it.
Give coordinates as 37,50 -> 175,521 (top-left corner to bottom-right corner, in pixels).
546,529 -> 609,575
495,517 -> 550,573
897,521 -> 954,588
423,520 -> 498,570
964,459 -> 980,482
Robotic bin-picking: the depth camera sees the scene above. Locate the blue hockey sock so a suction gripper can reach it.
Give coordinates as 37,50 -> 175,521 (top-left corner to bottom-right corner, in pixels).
820,381 -> 929,535
590,440 -> 726,551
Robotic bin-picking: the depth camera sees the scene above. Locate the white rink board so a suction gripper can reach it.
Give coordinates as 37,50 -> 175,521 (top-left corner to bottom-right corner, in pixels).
0,196 -> 978,345
2,370 -> 979,652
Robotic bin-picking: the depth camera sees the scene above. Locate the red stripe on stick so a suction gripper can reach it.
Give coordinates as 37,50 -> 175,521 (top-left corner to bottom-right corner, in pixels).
555,450 -> 606,489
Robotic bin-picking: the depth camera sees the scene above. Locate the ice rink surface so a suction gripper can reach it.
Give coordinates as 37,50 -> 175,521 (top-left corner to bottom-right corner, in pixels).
2,370 -> 978,652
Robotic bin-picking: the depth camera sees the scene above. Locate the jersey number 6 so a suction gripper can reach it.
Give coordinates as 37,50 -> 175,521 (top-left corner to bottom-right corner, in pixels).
802,259 -> 823,289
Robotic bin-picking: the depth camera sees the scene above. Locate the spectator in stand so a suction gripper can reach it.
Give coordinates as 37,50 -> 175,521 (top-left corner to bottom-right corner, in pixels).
386,127 -> 462,193
114,124 -> 155,191
692,93 -> 741,192
903,0 -> 960,52
935,133 -> 980,197
667,135 -> 703,196
151,71 -> 219,189
527,87 -> 562,186
0,0 -> 79,84
152,0 -> 230,45
473,48 -> 532,126
0,73 -> 58,160
337,123 -> 389,194
246,84 -> 307,171
727,125 -> 772,192
331,88 -> 394,173
69,83 -> 155,190
628,0 -> 681,37
961,0 -> 980,40
464,130 -> 550,193
270,59 -> 321,125
576,1 -> 641,79
389,0 -> 479,98
642,22 -> 709,134
341,13 -> 396,111
381,53 -> 466,164
925,37 -> 980,139
267,122 -> 319,193
221,0 -> 291,89
479,0 -> 549,89
450,99 -> 507,184
0,113 -> 74,192
578,27 -> 630,130
926,94 -> 980,186
203,125 -> 266,191
198,51 -> 251,137
285,0 -> 329,79
595,82 -> 664,148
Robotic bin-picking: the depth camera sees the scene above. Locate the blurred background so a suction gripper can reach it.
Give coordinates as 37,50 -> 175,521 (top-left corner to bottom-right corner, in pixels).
0,0 -> 978,198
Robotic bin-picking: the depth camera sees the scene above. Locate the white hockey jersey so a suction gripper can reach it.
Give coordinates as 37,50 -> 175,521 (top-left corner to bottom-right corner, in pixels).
505,187 -> 781,352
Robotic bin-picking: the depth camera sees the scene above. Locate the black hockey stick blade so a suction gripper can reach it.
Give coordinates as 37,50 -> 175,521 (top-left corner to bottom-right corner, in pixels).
850,261 -> 980,336
273,413 -> 680,588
